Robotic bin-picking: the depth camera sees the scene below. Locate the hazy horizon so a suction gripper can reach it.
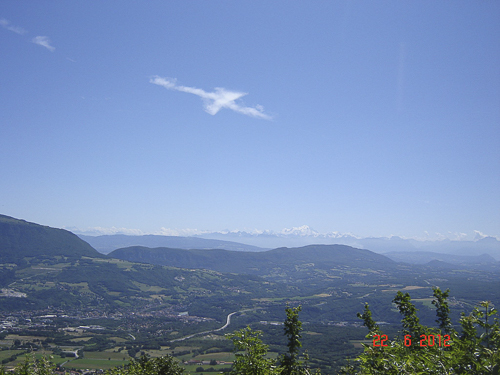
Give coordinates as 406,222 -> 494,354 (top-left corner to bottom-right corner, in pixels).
70,223 -> 498,243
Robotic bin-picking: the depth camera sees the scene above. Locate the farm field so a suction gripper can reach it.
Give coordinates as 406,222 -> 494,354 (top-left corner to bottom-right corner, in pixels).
63,358 -> 129,370
0,350 -> 24,362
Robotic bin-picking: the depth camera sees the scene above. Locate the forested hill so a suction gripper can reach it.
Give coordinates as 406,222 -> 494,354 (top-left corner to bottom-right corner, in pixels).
0,214 -> 104,263
79,233 -> 267,254
109,244 -> 396,275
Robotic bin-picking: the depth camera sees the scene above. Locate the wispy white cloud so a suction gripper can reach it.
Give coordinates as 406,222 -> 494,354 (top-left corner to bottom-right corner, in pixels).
32,36 -> 55,52
69,226 -> 145,236
0,18 -> 27,35
69,226 -> 208,237
473,230 -> 499,241
158,227 -> 208,236
1,19 -> 59,54
150,76 -> 272,120
448,232 -> 468,241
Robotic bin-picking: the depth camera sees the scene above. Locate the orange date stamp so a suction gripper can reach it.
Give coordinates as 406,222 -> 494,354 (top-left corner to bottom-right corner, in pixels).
373,334 -> 451,347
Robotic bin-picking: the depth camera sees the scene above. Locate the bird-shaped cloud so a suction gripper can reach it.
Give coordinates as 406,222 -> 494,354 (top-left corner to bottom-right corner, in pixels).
150,76 -> 271,120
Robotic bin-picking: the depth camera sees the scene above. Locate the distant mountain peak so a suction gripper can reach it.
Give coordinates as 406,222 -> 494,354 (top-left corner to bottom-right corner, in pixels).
281,225 -> 319,236
477,236 -> 500,244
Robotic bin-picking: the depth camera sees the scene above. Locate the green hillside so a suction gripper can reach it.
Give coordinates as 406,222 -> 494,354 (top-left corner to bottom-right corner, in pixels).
109,244 -> 396,277
0,215 -> 288,314
0,214 -> 103,263
0,256 -> 288,313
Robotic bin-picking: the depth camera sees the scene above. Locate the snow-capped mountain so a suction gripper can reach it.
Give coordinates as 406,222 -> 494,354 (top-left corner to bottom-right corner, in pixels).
72,224 -> 500,260
194,227 -> 500,260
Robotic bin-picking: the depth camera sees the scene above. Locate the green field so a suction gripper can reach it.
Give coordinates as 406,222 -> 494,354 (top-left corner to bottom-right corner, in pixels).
349,339 -> 372,349
4,334 -> 46,342
63,358 -> 129,370
0,350 -> 24,361
33,353 -> 68,366
83,351 -> 130,360
412,298 -> 434,308
3,353 -> 67,369
190,351 -> 234,362
183,363 -> 231,374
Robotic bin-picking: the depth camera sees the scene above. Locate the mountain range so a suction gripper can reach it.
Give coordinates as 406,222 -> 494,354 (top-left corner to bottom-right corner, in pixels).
77,229 -> 500,261
0,214 -> 285,312
108,244 -> 395,277
192,227 -> 500,260
383,251 -> 496,266
79,234 -> 266,254
1,214 -> 499,330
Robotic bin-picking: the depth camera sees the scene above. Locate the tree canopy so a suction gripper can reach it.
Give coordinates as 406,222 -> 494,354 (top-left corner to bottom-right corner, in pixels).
342,287 -> 500,374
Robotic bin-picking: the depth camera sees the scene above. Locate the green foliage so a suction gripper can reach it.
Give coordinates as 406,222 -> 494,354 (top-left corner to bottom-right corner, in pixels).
432,287 -> 452,333
357,303 -> 379,334
4,354 -> 185,375
342,287 -> 500,374
227,326 -> 281,375
105,354 -> 185,375
227,306 -> 320,375
392,291 -> 427,348
13,355 -> 55,375
451,301 -> 500,373
280,306 -> 320,374
280,305 -> 304,375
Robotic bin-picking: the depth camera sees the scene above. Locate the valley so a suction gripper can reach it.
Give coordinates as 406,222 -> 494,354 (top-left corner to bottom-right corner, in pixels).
1,214 -> 499,373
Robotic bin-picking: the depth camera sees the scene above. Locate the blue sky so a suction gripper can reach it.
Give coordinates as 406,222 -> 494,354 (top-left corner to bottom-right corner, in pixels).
1,1 -> 499,240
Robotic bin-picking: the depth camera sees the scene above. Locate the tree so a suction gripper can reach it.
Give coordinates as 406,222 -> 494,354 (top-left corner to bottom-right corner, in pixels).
226,326 -> 280,375
432,287 -> 452,334
392,291 -> 426,342
13,355 -> 55,375
105,354 -> 185,375
341,287 -> 500,374
227,305 -> 321,375
280,305 -> 303,375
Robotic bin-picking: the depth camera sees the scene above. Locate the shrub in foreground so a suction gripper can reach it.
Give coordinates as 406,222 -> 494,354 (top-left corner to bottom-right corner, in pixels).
341,287 -> 500,374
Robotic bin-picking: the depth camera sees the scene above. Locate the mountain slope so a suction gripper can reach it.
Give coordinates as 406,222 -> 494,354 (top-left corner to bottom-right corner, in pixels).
0,214 -> 103,263
109,244 -> 397,276
194,230 -> 500,260
78,234 -> 268,254
0,215 -> 287,313
0,255 -> 288,314
383,251 -> 496,265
